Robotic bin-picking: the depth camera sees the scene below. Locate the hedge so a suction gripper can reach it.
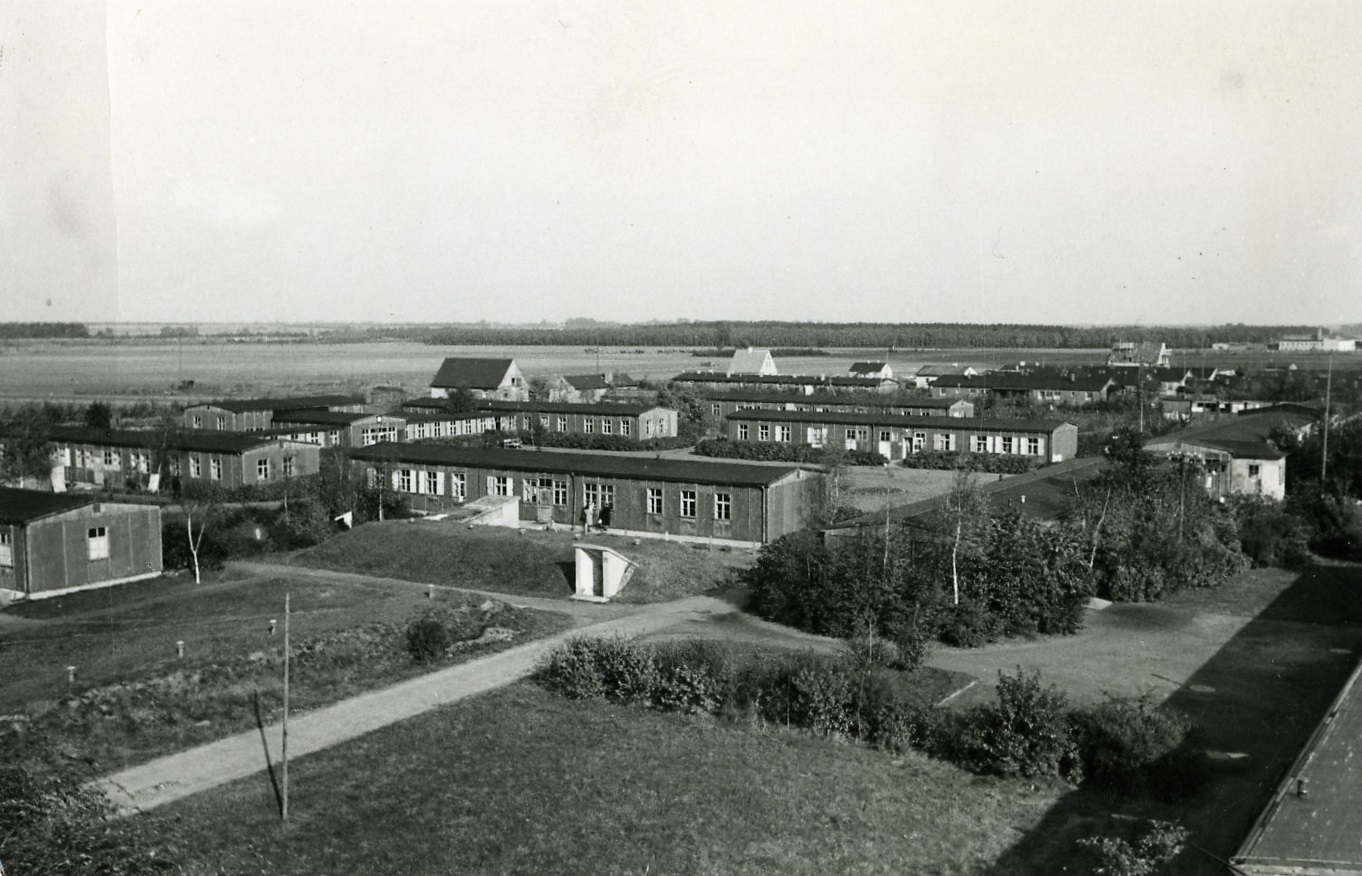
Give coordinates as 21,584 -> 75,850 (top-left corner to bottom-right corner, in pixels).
898,451 -> 1043,474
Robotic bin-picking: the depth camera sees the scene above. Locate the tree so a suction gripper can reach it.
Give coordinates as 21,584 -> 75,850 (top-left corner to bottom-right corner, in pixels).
0,406 -> 56,488
942,469 -> 989,606
179,484 -> 224,583
83,400 -> 113,429
442,386 -> 478,414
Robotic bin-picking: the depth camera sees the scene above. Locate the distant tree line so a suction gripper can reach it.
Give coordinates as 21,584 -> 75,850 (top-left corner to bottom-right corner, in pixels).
0,322 -> 89,339
422,321 -> 1316,350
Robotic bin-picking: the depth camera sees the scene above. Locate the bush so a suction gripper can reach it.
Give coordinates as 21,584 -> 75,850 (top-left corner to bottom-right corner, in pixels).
899,451 -> 1043,474
405,616 -> 451,663
951,669 -> 1082,782
535,637 -> 656,705
160,520 -> 229,574
1077,819 -> 1187,876
1072,695 -> 1194,798
652,640 -> 735,714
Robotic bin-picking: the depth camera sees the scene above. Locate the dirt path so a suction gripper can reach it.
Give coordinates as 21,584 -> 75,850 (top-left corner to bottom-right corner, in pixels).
94,592 -> 735,815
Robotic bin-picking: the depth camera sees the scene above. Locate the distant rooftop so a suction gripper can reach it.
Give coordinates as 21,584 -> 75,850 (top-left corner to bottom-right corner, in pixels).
0,487 -> 93,525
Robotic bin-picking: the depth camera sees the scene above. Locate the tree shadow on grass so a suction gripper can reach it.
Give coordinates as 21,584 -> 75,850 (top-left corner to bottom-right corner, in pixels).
983,564 -> 1362,876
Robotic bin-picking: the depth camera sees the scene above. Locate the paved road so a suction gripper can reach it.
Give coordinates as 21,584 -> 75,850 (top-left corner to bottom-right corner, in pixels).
95,587 -> 734,815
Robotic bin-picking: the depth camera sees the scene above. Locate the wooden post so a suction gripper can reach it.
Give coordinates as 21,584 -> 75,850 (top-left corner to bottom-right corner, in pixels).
282,592 -> 290,821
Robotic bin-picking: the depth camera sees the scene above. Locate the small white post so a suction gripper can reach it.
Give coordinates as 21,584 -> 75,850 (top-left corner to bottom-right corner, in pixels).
66,665 -> 76,684
176,640 -> 185,659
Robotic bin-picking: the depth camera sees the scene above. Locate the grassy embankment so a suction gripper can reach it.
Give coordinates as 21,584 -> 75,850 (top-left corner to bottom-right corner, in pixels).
0,570 -> 571,771
290,520 -> 754,603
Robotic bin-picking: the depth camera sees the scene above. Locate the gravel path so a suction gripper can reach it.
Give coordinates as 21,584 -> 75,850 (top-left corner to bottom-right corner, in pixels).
94,588 -> 734,815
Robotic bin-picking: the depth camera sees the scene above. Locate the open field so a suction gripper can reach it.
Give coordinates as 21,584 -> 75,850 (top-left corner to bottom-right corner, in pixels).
840,465 -> 1008,513
13,338 -> 1358,403
0,568 -> 572,770
290,520 -> 755,604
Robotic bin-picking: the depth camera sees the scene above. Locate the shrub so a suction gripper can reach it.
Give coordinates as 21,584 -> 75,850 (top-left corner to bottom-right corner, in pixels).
535,637 -> 656,705
951,668 -> 1082,782
652,640 -> 735,714
899,451 -> 1042,474
405,616 -> 451,663
1077,819 -> 1188,876
864,685 -> 940,754
536,638 -> 608,700
160,520 -> 229,574
1072,695 -> 1192,797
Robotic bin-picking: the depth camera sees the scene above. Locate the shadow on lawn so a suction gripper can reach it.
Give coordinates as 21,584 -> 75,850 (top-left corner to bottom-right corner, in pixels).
983,564 -> 1362,876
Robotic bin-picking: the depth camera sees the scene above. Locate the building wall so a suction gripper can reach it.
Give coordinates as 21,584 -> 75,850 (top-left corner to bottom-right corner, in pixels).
183,407 -> 274,431
1228,457 -> 1285,500
58,440 -> 319,490
15,503 -> 162,596
501,408 -> 678,440
707,397 -> 974,420
726,416 -> 1074,462
360,458 -> 812,544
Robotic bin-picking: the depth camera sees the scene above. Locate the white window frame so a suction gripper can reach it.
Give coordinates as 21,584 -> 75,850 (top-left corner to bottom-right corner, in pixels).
647,487 -> 663,515
87,526 -> 109,561
602,419 -> 614,435
737,423 -> 749,441
257,458 -> 271,480
426,471 -> 441,495
210,457 -> 222,481
584,418 -> 595,434
680,490 -> 696,518
758,424 -> 770,442
775,425 -> 791,443
1027,437 -> 1040,455
0,530 -> 13,568
450,472 -> 467,500
714,493 -> 731,521
189,456 -> 202,478
621,419 -> 631,437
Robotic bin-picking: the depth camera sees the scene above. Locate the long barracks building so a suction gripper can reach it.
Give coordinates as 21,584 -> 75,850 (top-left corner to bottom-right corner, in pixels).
348,444 -> 822,546
724,410 -> 1078,463
700,390 -> 974,420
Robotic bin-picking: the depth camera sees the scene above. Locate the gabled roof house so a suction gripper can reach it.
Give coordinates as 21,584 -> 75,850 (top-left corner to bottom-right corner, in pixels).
429,357 -> 528,401
727,348 -> 778,376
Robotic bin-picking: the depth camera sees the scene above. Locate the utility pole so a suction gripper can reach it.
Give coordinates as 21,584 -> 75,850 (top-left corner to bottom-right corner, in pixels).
1321,355 -> 1333,486
282,592 -> 290,821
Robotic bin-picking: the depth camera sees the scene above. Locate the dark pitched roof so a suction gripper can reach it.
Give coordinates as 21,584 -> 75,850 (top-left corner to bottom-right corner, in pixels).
725,409 -> 1071,432
473,401 -> 665,416
1182,438 -> 1286,460
563,374 -> 611,391
48,426 -> 296,455
0,487 -> 93,525
430,358 -> 516,390
932,373 -> 1114,392
849,362 -> 888,372
673,372 -> 891,388
702,390 -> 961,409
271,410 -> 401,426
348,444 -> 811,488
186,395 -> 356,414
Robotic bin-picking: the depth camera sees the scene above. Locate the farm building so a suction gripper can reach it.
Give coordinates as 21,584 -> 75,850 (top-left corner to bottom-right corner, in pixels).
702,390 -> 973,420
0,487 -> 162,602
347,445 -> 822,546
910,364 -> 978,389
48,427 -> 321,492
1143,411 -> 1317,501
428,357 -> 528,401
182,395 -> 362,431
269,410 -> 407,448
472,401 -> 679,440
542,372 -> 641,403
727,348 -> 778,376
929,373 -> 1116,406
725,410 -> 1078,463
1108,341 -> 1170,368
673,372 -> 898,394
848,362 -> 893,380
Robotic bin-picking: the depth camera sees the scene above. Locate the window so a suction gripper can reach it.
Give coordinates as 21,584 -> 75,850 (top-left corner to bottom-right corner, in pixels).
216,416 -> 226,429
602,418 -> 613,435
0,530 -> 12,568
1027,437 -> 1040,455
398,469 -> 414,492
553,480 -> 568,506
680,490 -> 696,518
1001,436 -> 1014,454
711,403 -> 722,417
737,423 -> 749,441
103,449 -> 118,467
972,435 -> 988,453
584,483 -> 600,508
647,488 -> 663,515
584,418 -> 595,434
426,471 -> 441,495
328,430 -> 341,446
775,425 -> 791,442
539,415 -> 550,429
87,527 -> 109,561
489,476 -> 511,497
169,456 -> 181,476
913,432 -> 926,451
934,433 -> 956,452
131,451 -> 149,473
714,493 -> 731,521
257,458 -> 270,480
758,424 -> 770,441
189,456 -> 201,478
644,419 -> 654,437
1248,464 -> 1261,477
879,430 -> 892,443
450,472 -> 467,500
210,457 -> 222,480
523,416 -> 533,432
557,417 -> 566,432
283,456 -> 296,477
192,415 -> 202,428
620,419 -> 631,436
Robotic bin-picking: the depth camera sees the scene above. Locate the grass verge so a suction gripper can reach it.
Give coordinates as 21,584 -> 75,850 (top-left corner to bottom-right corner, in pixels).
290,520 -> 752,603
137,683 -> 1063,876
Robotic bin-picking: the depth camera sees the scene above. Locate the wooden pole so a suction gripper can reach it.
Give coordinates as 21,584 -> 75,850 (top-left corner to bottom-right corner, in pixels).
282,591 -> 290,821
1321,355 -> 1333,486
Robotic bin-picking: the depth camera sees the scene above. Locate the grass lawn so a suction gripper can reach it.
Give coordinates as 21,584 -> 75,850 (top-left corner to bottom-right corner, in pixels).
143,683 -> 1061,876
290,520 -> 754,603
0,569 -> 571,770
840,466 -> 1008,514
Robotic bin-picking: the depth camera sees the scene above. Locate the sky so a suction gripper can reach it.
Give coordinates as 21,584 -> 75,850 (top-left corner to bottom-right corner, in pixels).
3,1 -> 1360,326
